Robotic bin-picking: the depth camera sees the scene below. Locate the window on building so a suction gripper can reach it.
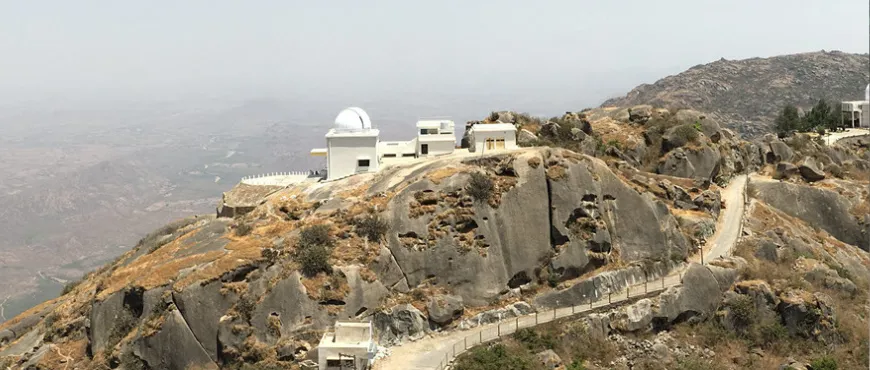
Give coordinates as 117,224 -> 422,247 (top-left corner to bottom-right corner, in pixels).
420,128 -> 438,135
358,159 -> 370,167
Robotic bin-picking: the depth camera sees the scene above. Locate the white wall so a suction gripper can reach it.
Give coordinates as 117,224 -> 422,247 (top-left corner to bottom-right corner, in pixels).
379,139 -> 417,158
472,130 -> 518,153
318,346 -> 370,370
417,136 -> 455,157
327,135 -> 379,180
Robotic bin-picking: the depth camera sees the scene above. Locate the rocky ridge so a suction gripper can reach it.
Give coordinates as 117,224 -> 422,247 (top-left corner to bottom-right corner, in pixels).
601,51 -> 870,137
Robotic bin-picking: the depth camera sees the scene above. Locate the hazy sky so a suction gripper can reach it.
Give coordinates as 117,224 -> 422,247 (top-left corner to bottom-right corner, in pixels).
1,0 -> 868,109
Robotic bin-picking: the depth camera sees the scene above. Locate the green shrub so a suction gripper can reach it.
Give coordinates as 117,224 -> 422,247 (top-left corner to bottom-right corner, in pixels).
355,214 -> 389,241
674,354 -> 725,370
606,139 -> 622,151
670,124 -> 700,148
299,224 -> 332,249
567,359 -> 587,370
467,172 -> 494,203
810,355 -> 838,370
514,328 -> 556,352
453,344 -> 536,370
297,244 -> 331,277
729,295 -> 756,329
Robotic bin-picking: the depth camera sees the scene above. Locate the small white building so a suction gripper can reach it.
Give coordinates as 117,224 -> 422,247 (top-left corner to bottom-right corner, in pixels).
839,85 -> 870,128
416,118 -> 456,157
468,123 -> 518,153
311,107 -> 380,181
317,321 -> 376,370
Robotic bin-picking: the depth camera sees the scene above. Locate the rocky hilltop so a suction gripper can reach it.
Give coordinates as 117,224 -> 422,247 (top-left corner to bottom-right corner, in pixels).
1,106 -> 869,370
602,51 -> 870,137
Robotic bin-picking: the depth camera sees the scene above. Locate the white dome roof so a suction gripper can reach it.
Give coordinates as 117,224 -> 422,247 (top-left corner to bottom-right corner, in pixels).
334,107 -> 372,130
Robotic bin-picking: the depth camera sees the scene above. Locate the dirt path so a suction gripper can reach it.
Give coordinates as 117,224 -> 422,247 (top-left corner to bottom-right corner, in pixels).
374,174 -> 749,370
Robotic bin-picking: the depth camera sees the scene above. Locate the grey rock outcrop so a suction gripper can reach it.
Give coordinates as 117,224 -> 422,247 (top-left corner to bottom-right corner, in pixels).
517,129 -> 537,146
374,304 -> 428,346
629,105 -> 653,123
458,302 -> 533,329
653,264 -> 724,324
749,179 -> 866,248
174,280 -> 239,361
773,162 -> 798,180
536,349 -> 563,369
427,295 -> 464,326
658,146 -> 721,180
610,298 -> 653,332
132,309 -> 218,370
797,157 -> 825,182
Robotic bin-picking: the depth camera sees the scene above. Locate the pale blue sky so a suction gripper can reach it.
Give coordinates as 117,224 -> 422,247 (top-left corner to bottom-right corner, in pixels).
0,0 -> 867,108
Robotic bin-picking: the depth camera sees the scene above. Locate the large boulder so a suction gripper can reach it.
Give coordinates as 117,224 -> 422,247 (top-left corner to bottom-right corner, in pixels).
610,298 -> 653,332
797,157 -> 825,182
658,146 -> 721,180
653,264 -> 723,324
773,162 -> 799,180
767,140 -> 795,163
517,129 -> 537,146
174,280 -> 239,361
373,304 -> 428,346
536,349 -> 563,369
133,309 -> 218,370
426,295 -> 464,326
629,105 -> 653,124
777,291 -> 839,343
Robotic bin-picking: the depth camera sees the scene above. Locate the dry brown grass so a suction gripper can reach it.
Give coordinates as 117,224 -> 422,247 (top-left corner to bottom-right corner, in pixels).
427,166 -> 463,185
527,156 -> 541,169
546,165 -> 567,181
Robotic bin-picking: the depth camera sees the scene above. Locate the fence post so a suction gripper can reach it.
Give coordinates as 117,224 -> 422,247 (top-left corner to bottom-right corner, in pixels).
608,292 -> 612,304
515,317 -> 519,330
465,337 -> 467,350
572,305 -> 575,314
627,285 -> 630,299
645,276 -> 648,294
498,323 -> 501,337
535,312 -> 538,325
661,275 -> 665,289
479,330 -> 482,343
553,308 -> 556,320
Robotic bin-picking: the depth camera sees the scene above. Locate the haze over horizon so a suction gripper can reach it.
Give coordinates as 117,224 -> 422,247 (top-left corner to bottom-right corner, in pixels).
1,0 -> 868,113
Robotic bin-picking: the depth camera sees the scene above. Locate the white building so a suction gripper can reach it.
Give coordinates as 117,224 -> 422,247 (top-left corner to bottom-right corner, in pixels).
415,118 -> 456,156
317,321 -> 376,370
311,107 -> 518,181
468,123 -> 518,153
311,107 -> 380,181
839,85 -> 870,128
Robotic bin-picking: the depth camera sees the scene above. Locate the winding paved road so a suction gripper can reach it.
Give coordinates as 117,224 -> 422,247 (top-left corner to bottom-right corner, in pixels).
375,175 -> 748,370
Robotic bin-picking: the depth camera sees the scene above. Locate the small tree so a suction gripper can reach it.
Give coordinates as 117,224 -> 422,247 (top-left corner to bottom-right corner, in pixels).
299,224 -> 332,249
297,244 -> 331,277
467,172 -> 494,202
355,214 -> 389,241
775,104 -> 801,137
810,356 -> 838,370
803,99 -> 838,132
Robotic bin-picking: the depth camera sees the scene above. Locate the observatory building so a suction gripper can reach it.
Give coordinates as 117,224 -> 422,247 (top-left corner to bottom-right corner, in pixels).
310,107 -> 380,181
311,107 -> 518,181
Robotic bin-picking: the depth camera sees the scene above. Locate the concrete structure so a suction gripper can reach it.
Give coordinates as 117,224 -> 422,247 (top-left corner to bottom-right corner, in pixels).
840,85 -> 870,128
416,119 -> 456,157
317,321 -> 376,370
311,107 -> 381,181
468,123 -> 518,153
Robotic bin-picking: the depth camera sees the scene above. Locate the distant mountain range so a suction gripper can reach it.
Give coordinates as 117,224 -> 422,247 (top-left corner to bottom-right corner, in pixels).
602,51 -> 870,137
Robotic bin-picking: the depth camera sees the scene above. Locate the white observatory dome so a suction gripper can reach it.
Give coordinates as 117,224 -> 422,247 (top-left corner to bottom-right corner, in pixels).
334,107 -> 372,130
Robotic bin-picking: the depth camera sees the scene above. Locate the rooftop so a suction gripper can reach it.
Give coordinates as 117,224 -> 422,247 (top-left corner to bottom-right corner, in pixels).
326,128 -> 380,138
469,123 -> 517,132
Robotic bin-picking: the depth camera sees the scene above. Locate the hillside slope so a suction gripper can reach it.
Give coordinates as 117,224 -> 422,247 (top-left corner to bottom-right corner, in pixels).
2,107 -> 869,370
602,51 -> 869,137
